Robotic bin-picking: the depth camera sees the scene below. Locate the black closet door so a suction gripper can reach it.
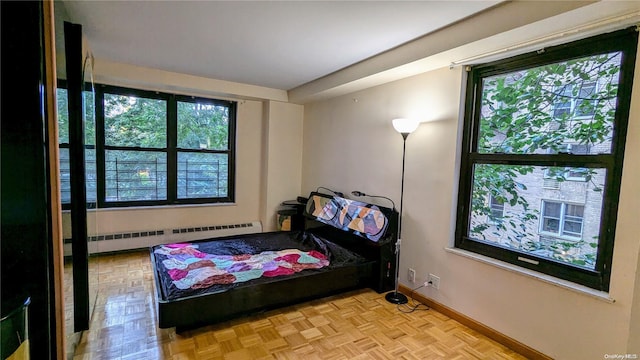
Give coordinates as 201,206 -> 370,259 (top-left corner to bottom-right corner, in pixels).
1,2 -> 57,358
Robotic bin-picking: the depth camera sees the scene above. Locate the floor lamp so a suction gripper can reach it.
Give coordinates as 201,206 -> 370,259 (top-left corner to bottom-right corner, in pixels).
386,118 -> 419,304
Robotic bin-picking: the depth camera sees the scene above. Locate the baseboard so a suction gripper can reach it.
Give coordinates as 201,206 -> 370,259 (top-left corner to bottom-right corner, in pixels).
398,285 -> 552,360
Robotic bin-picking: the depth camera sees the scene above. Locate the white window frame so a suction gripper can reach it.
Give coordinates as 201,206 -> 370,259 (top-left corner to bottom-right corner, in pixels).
539,200 -> 584,240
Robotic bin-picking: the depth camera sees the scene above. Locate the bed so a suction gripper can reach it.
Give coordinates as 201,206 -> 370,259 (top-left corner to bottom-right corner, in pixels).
150,191 -> 399,331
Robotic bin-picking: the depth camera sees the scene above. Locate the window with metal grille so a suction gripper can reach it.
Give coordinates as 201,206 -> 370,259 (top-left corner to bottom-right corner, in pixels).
57,84 -> 236,208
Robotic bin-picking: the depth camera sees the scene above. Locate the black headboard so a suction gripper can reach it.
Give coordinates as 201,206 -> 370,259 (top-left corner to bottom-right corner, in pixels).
303,191 -> 398,244
303,191 -> 398,293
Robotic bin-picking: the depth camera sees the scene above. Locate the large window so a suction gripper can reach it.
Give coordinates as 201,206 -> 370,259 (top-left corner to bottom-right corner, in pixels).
58,84 -> 236,207
455,28 -> 637,291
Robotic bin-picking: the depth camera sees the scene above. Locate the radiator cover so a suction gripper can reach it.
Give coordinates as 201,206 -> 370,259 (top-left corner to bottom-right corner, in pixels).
63,221 -> 262,255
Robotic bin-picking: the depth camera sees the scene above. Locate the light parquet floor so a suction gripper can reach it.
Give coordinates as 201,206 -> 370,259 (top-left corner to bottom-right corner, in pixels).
72,250 -> 528,360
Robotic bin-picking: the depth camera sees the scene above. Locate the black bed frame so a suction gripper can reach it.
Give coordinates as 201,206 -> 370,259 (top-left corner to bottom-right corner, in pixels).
151,193 -> 399,331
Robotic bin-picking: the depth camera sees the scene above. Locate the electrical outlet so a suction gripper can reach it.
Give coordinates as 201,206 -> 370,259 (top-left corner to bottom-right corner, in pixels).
408,268 -> 416,283
428,274 -> 440,290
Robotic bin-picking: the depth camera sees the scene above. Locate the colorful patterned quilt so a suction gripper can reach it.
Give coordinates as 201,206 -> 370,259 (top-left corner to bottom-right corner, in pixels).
154,243 -> 330,290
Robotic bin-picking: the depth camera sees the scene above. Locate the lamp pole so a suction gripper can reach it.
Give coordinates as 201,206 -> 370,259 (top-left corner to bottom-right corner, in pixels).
385,118 -> 418,304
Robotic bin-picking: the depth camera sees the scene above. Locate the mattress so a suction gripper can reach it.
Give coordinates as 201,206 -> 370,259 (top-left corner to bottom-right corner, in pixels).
151,230 -> 373,302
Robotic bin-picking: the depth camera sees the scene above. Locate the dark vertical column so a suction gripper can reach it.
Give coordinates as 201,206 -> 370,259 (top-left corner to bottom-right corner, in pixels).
167,94 -> 177,202
64,21 -> 90,332
1,1 -> 55,359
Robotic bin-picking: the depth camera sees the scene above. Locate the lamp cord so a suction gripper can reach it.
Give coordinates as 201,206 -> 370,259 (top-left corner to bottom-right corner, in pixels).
396,284 -> 431,313
350,191 -> 395,210
316,186 -> 344,198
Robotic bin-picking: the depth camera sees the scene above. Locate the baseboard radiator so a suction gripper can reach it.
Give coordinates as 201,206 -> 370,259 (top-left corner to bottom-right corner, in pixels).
63,221 -> 262,255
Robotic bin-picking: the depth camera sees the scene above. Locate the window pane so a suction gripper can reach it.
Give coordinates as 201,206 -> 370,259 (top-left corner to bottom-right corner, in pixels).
84,89 -> 97,203
177,101 -> 229,150
552,85 -> 573,118
562,204 -> 585,238
576,82 -> 597,117
59,148 -> 97,205
177,152 -> 228,199
478,52 -> 622,155
543,218 -> 560,233
105,150 -> 167,202
85,149 -> 97,204
104,94 -> 166,148
563,219 -> 583,237
489,196 -> 505,219
543,201 -> 561,217
542,201 -> 562,233
57,88 -> 95,145
84,90 -> 96,146
469,164 -> 605,269
566,204 -> 584,217
60,148 -> 70,203
57,88 -> 69,144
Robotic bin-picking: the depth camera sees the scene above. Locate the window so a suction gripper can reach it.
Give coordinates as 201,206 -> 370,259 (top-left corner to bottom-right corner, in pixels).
176,99 -> 231,199
455,28 -> 638,291
540,201 -> 584,238
489,195 -> 505,221
57,84 -> 236,208
553,82 -> 597,119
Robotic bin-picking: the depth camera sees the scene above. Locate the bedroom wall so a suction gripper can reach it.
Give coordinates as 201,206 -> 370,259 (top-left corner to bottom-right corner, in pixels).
630,242 -> 640,353
624,40 -> 640,351
301,50 -> 640,359
61,63 -> 304,246
261,100 -> 304,232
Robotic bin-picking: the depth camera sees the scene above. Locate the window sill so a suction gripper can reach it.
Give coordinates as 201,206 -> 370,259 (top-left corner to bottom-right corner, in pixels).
537,232 -> 582,242
444,247 -> 615,303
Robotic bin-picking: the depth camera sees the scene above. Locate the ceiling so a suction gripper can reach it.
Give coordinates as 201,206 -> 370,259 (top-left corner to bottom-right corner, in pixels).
59,1 -> 503,91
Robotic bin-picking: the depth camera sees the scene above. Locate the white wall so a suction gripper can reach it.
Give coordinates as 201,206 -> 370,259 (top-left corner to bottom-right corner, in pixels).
630,241 -> 640,353
261,101 -> 304,231
301,55 -> 640,358
624,69 -> 640,353
94,59 -> 288,102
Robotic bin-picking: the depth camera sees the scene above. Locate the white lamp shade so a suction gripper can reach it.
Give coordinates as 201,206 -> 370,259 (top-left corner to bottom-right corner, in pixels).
392,118 -> 419,134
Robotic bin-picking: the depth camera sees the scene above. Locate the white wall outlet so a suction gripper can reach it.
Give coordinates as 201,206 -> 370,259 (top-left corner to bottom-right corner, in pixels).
408,268 -> 416,283
428,274 -> 440,290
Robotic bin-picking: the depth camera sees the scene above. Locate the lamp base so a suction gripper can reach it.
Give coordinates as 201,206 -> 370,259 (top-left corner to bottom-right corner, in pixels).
385,291 -> 408,304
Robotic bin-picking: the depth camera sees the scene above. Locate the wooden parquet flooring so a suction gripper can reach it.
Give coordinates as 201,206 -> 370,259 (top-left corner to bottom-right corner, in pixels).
71,250 -> 528,360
